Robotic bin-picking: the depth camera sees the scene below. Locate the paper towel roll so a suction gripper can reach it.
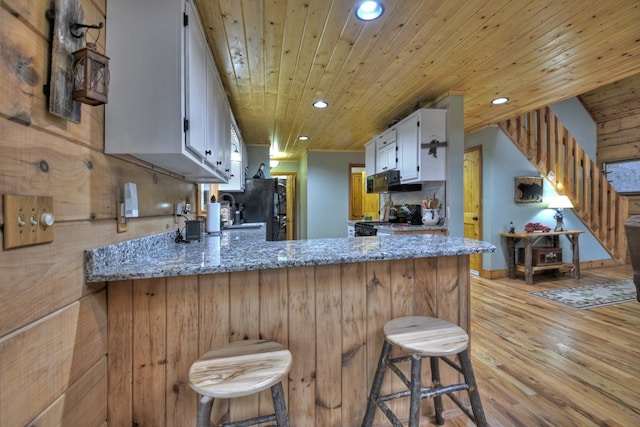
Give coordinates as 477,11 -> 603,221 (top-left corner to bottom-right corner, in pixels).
206,203 -> 221,233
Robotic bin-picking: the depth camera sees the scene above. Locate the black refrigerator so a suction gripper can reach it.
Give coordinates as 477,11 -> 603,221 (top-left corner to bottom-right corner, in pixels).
228,178 -> 286,241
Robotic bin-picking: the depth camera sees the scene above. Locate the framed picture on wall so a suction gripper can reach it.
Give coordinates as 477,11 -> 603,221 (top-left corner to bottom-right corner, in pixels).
514,176 -> 543,203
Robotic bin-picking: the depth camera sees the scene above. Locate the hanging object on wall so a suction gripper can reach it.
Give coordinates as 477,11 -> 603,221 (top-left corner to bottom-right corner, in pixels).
514,176 -> 543,203
71,38 -> 109,106
45,0 -> 109,123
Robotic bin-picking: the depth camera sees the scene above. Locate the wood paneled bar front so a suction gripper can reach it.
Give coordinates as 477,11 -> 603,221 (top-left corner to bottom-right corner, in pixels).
86,229 -> 495,426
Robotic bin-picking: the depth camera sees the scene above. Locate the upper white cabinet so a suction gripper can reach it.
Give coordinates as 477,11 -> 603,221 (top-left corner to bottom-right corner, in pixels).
218,124 -> 246,191
363,109 -> 446,182
375,128 -> 397,173
397,109 -> 447,183
105,0 -> 232,182
364,139 -> 376,177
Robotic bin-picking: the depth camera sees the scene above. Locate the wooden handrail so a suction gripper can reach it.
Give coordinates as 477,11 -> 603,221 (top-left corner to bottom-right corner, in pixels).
498,107 -> 628,262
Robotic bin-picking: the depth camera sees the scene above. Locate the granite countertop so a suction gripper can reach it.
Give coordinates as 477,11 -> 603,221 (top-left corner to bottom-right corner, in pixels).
84,225 -> 495,283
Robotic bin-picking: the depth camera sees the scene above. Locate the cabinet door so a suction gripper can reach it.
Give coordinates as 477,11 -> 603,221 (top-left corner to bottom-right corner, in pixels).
216,84 -> 232,178
185,0 -> 207,160
397,113 -> 419,182
375,128 -> 397,172
376,143 -> 397,172
204,52 -> 218,169
365,140 -> 376,177
218,160 -> 243,191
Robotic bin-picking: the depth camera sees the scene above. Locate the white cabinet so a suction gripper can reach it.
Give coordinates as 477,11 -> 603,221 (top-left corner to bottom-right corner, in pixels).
397,109 -> 447,183
364,139 -> 376,177
397,114 -> 419,182
218,125 -> 245,191
105,0 -> 231,182
375,128 -> 397,173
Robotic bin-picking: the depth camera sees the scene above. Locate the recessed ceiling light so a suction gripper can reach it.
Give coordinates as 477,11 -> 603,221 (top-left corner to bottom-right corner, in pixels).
298,136 -> 309,141
313,100 -> 328,109
355,1 -> 384,21
491,97 -> 509,105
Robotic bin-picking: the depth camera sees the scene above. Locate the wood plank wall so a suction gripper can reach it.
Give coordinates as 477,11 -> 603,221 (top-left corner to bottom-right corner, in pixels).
0,0 -> 196,425
106,257 -> 471,427
595,107 -> 640,216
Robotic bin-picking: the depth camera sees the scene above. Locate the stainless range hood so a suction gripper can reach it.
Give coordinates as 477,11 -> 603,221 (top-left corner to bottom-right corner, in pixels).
366,170 -> 422,193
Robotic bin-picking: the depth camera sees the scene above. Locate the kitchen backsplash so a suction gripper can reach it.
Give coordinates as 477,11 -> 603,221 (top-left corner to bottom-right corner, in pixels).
379,181 -> 446,216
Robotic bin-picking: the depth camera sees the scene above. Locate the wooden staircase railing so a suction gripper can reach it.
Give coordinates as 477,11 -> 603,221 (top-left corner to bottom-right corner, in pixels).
498,107 -> 628,262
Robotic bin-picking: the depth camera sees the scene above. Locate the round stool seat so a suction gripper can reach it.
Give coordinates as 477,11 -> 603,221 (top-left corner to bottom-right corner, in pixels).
188,339 -> 292,399
384,316 -> 469,356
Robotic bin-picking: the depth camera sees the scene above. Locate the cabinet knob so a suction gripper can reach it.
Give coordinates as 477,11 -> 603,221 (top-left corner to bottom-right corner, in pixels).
473,216 -> 479,221
205,150 -> 211,156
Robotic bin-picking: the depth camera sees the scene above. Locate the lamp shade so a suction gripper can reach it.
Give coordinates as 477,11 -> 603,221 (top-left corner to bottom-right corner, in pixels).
548,195 -> 573,209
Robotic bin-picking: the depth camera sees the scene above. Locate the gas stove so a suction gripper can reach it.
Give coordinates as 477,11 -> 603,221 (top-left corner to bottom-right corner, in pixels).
354,221 -> 391,236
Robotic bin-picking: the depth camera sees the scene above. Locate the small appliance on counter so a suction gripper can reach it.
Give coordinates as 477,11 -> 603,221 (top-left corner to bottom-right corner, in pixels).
389,204 -> 422,225
184,219 -> 203,242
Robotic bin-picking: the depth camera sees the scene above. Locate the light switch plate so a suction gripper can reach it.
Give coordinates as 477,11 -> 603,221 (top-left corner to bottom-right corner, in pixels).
3,194 -> 54,249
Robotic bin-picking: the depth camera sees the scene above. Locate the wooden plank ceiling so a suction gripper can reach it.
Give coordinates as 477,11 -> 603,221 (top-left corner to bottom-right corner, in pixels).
194,0 -> 640,161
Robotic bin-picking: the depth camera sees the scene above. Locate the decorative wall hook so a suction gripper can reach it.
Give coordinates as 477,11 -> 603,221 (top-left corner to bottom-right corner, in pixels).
69,21 -> 103,38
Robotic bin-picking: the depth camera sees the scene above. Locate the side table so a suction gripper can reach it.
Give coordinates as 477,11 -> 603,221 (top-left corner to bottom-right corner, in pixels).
500,230 -> 584,284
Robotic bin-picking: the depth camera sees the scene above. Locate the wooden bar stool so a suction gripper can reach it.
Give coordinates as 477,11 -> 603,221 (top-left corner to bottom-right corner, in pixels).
361,316 -> 487,426
188,339 -> 292,427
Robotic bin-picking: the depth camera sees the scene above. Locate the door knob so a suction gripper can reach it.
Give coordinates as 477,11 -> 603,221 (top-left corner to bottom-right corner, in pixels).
473,216 -> 479,221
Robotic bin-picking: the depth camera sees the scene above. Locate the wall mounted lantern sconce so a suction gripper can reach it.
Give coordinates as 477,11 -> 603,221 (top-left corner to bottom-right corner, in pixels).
70,22 -> 110,106
45,0 -> 110,123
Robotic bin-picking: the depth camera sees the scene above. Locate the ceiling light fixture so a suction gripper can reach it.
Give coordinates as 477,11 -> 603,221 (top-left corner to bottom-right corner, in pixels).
491,97 -> 509,105
313,100 -> 328,109
355,1 -> 385,21
298,136 -> 309,141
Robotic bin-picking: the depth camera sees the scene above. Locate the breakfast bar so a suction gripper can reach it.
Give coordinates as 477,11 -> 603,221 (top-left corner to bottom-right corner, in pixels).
85,229 -> 494,427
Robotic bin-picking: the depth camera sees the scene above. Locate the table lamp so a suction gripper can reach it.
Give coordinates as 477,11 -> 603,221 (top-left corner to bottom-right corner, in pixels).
548,195 -> 573,231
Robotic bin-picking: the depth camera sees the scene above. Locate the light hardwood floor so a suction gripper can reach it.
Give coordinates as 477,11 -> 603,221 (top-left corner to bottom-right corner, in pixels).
441,264 -> 640,426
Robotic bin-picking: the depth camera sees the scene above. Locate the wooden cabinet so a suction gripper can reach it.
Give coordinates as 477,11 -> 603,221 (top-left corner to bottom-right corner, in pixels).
397,109 -> 447,183
375,128 -> 397,173
105,0 -> 232,182
106,256 -> 472,426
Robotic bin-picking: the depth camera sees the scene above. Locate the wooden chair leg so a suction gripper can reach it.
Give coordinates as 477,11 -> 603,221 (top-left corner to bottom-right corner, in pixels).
271,382 -> 290,427
408,354 -> 422,427
361,340 -> 392,426
458,350 -> 488,427
196,395 -> 214,427
430,356 -> 444,425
